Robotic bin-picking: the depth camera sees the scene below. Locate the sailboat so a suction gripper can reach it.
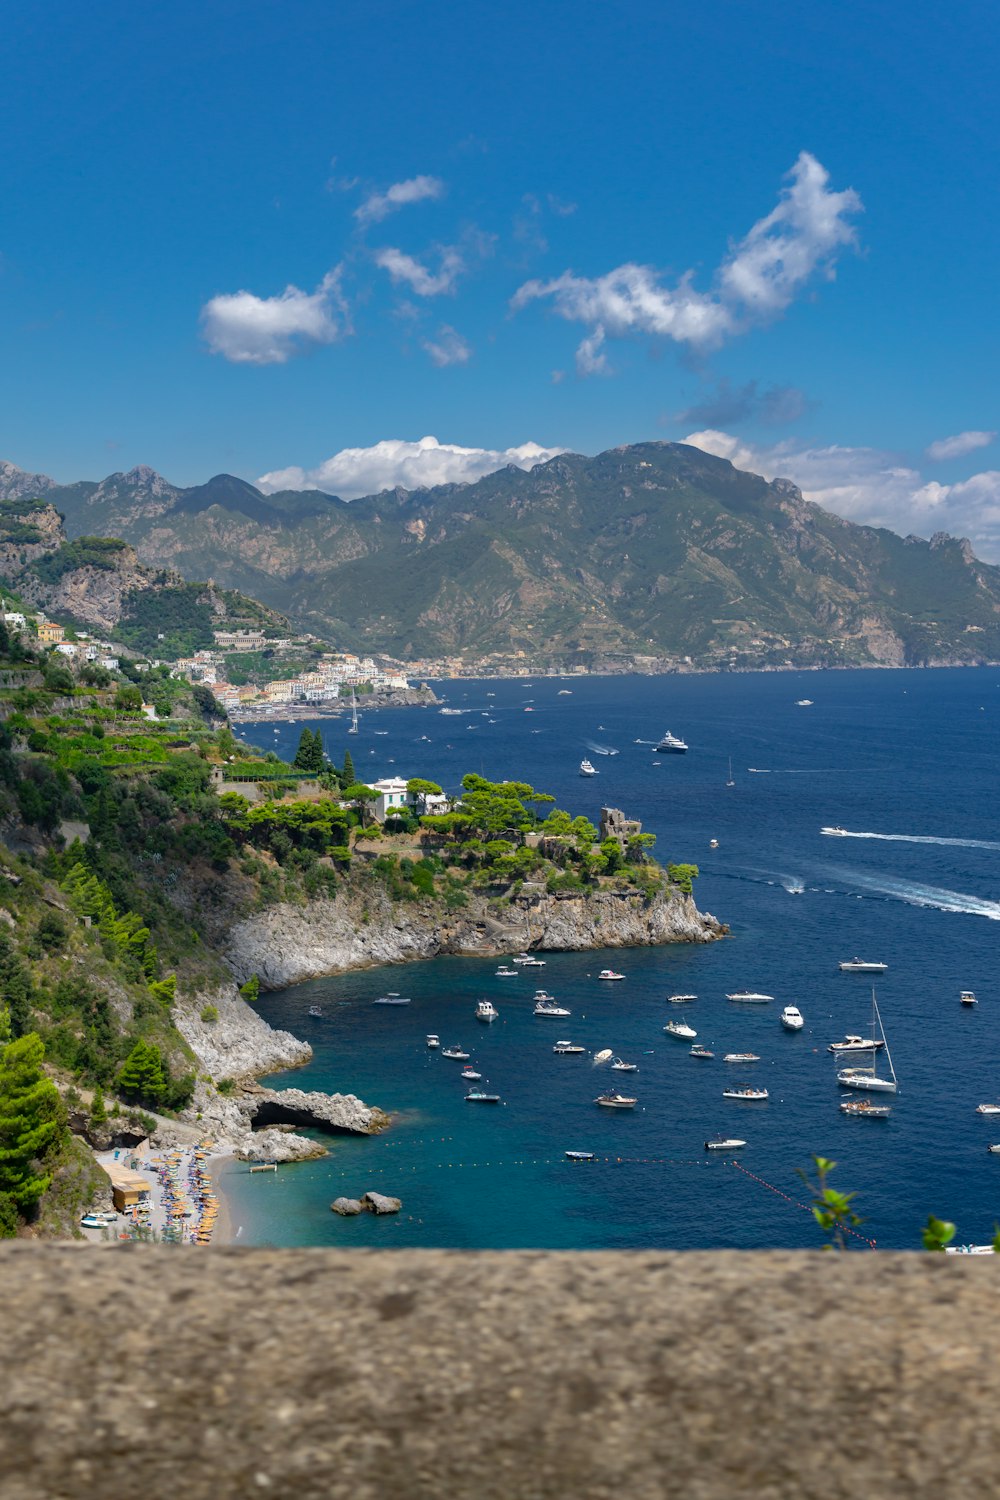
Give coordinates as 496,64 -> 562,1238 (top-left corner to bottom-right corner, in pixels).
837,989 -> 898,1094
348,688 -> 359,735
726,756 -> 735,788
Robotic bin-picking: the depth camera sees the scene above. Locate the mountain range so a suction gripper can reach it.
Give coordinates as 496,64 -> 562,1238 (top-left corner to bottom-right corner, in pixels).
3,443 -> 999,668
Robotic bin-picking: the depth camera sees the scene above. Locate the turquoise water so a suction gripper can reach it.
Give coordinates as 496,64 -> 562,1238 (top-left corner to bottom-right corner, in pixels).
222,668 -> 1000,1249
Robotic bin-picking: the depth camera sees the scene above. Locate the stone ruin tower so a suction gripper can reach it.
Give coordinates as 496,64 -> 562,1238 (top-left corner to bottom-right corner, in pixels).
600,807 -> 643,855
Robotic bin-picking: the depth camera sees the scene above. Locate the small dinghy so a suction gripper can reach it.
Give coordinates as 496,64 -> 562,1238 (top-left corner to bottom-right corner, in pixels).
690,1044 -> 714,1059
610,1057 -> 638,1072
722,1087 -> 769,1100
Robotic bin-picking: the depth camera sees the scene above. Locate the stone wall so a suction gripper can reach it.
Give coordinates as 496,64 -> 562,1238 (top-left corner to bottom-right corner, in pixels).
0,1247 -> 995,1499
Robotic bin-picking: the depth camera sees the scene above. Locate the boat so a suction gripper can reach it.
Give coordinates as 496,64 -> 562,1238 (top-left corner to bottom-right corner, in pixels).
307,1005 -> 324,1018
594,1093 -> 637,1109
709,838 -> 719,849
655,730 -> 688,754
461,1067 -> 482,1080
690,1044 -> 714,1059
837,989 -> 898,1094
988,1145 -> 1000,1155
557,690 -> 573,696
553,1040 -> 586,1054
597,969 -> 625,981
465,1090 -> 501,1103
80,1213 -> 114,1229
495,966 -> 518,978
839,958 -> 888,973
592,1048 -> 614,1063
840,1098 -> 891,1118
976,1104 -> 1000,1115
347,687 -> 359,734
705,1137 -> 746,1150
667,993 -> 697,1004
439,707 -> 464,716
828,1034 -> 884,1053
565,1150 -> 595,1161
534,996 -> 571,1017
821,826 -> 849,836
426,1034 -> 440,1048
513,953 -> 546,967
579,758 -> 598,777
796,699 -> 814,706
946,1244 -> 997,1255
664,1019 -> 697,1040
441,1046 -> 470,1060
374,993 -> 411,1005
780,1005 -> 804,1031
961,990 -> 978,1006
722,1087 -> 769,1100
610,1057 -> 638,1072
726,757 -> 735,788
726,990 -> 774,1003
723,1052 -> 760,1063
476,1000 -> 499,1023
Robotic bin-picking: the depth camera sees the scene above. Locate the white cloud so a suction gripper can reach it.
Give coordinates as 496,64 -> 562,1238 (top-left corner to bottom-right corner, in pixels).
373,245 -> 465,297
512,152 -> 861,372
421,325 -> 471,367
926,430 -> 997,462
257,436 -> 567,498
575,324 -> 610,376
201,268 -> 347,365
682,428 -> 1000,560
354,174 -> 445,227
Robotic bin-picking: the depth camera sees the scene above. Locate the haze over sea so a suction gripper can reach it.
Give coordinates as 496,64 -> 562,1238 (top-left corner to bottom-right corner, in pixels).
224,669 -> 1000,1250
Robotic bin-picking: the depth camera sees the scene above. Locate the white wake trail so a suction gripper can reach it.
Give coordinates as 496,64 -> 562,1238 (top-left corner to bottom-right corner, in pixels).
824,829 -> 1000,852
844,871 -> 1000,921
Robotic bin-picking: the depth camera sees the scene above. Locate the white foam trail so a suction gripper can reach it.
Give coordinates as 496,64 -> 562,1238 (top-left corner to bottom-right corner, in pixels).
780,875 -> 805,894
821,829 -> 1000,852
843,870 -> 1000,921
586,741 -> 618,756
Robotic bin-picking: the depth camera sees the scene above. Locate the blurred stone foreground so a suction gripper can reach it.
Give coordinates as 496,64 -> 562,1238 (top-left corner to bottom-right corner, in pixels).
1,1246 -> 994,1500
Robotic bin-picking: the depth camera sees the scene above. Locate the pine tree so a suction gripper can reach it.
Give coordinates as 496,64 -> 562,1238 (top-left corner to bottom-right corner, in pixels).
342,749 -> 355,786
0,930 -> 33,1039
89,1085 -> 107,1125
0,1033 -> 62,1210
117,1040 -> 167,1105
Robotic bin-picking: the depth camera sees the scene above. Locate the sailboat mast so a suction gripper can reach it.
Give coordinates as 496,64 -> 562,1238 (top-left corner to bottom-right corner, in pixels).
873,989 -> 898,1088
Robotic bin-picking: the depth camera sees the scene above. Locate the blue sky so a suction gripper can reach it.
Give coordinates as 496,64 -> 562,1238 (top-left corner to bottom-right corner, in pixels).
3,0 -> 1000,551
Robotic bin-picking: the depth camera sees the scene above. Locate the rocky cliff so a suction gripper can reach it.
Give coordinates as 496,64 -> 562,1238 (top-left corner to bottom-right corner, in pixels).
225,881 -> 725,990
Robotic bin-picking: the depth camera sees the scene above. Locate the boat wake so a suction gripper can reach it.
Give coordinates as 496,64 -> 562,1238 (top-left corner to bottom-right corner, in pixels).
835,871 -> 1000,921
586,741 -> 619,756
821,829 -> 1000,852
780,875 -> 805,894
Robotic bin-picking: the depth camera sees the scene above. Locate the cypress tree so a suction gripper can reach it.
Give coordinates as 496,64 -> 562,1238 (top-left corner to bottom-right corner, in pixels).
342,749 -> 355,786
292,728 -> 316,770
0,1033 -> 62,1211
310,728 -> 326,772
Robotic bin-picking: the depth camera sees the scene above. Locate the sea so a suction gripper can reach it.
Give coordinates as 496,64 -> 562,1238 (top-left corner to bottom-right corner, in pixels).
219,668 -> 1000,1251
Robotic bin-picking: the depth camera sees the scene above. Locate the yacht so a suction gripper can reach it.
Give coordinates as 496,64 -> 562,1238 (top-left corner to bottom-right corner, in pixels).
961,990 -> 978,1006
441,1046 -> 470,1060
837,990 -> 898,1093
839,959 -> 888,973
534,995 -> 571,1018
722,1087 -> 769,1100
610,1057 -> 638,1072
476,1000 -> 499,1023
821,826 -> 850,836
690,1044 -> 714,1059
307,1005 -> 324,1018
780,1005 -> 804,1031
975,1103 -> 1000,1115
553,1040 -> 586,1054
579,758 -> 598,777
723,1052 -> 760,1063
465,1090 -> 502,1103
426,1034 -> 440,1049
828,1034 -> 884,1054
705,1137 -> 746,1150
667,993 -> 698,1004
598,968 -> 625,981
655,730 -> 688,754
594,1093 -> 637,1109
374,993 -> 411,1005
726,990 -> 774,1003
664,1019 -> 697,1040
988,1145 -> 1000,1155
840,1098 -> 891,1118
495,965 -> 518,978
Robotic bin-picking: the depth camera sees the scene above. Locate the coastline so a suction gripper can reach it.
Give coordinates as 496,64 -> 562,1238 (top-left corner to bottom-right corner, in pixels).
208,1155 -> 237,1246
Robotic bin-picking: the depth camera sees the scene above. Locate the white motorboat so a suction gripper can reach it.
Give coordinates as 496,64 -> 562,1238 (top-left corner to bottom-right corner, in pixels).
580,758 -> 598,777
838,959 -> 888,973
476,1000 -> 499,1023
722,1087 -> 769,1100
796,699 -> 814,706
441,1046 -> 470,1060
374,993 -> 411,1005
610,1057 -> 638,1072
592,1048 -> 614,1063
534,996 -> 571,1017
461,1067 -> 482,1080
945,1244 -> 996,1254
597,969 -> 625,981
723,1052 -> 760,1063
988,1145 -> 1000,1155
426,1034 -> 440,1048
821,826 -> 849,836
465,1090 -> 502,1103
705,1137 -> 746,1150
594,1093 -> 637,1109
553,1040 -> 586,1054
961,990 -> 978,1006
726,990 -> 774,1003
690,1044 -> 714,1059
513,953 -> 546,967
307,1005 -> 324,1018
838,989 -> 898,1095
840,1098 -> 891,1118
667,993 -> 698,1004
976,1104 -> 1000,1115
655,730 -> 688,753
709,838 -> 719,849
665,1019 -> 697,1040
565,1150 -> 596,1161
828,1034 -> 884,1054
726,757 -> 735,788
495,966 -> 518,978
780,1005 -> 804,1031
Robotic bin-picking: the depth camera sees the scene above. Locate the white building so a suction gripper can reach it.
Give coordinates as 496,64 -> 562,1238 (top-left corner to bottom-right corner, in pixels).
371,776 -> 409,822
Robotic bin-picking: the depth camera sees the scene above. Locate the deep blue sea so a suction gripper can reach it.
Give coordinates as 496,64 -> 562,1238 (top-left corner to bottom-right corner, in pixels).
220,669 -> 1000,1250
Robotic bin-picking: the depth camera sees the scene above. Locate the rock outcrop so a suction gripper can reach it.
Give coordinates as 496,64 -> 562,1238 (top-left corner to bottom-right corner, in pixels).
331,1198 -> 363,1215
247,1087 -> 391,1136
361,1192 -> 402,1215
240,1129 -> 328,1164
174,985 -> 312,1081
226,883 -> 725,990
